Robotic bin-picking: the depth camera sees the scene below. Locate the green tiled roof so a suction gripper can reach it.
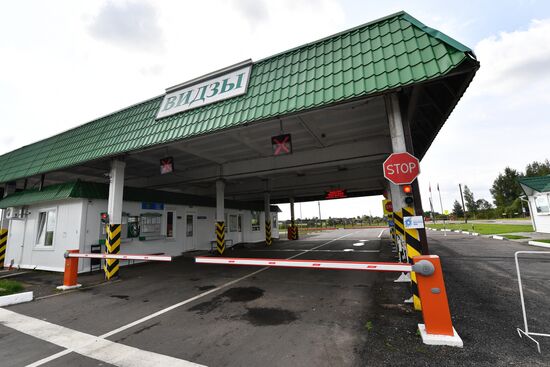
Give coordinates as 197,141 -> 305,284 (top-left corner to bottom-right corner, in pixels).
0,11 -> 475,183
519,176 -> 550,193
0,181 -> 281,212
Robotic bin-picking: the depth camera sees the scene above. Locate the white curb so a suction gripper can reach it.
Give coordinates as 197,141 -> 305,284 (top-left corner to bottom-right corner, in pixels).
0,291 -> 33,307
492,235 -> 504,240
528,240 -> 550,249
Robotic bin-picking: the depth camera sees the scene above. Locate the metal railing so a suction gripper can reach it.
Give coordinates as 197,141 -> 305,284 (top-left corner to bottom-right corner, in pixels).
515,250 -> 550,353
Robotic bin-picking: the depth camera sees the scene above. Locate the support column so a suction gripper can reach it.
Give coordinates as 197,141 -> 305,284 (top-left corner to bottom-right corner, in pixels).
264,181 -> 272,246
386,93 -> 426,311
215,179 -> 226,255
0,182 -> 16,269
288,197 -> 298,240
105,159 -> 125,280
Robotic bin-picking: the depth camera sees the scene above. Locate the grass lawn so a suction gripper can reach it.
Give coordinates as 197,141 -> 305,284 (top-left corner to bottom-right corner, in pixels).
502,234 -> 530,240
533,239 -> 550,244
0,279 -> 24,296
427,223 -> 533,235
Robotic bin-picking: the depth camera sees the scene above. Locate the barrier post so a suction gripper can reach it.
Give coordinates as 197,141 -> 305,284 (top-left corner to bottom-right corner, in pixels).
57,250 -> 82,290
413,255 -> 463,347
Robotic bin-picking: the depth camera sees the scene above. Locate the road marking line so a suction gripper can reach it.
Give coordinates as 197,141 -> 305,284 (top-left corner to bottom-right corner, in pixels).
27,350 -> 72,367
102,231 -> 356,339
25,231 -> 357,366
378,229 -> 386,238
0,271 -> 29,279
35,279 -> 122,300
245,249 -> 379,253
0,308 -> 205,367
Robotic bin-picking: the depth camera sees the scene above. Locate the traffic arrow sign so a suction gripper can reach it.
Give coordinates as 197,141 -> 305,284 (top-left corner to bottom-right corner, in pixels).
383,152 -> 420,185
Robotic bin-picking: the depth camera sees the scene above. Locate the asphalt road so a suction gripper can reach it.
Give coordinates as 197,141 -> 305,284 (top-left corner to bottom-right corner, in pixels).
1,228 -> 549,366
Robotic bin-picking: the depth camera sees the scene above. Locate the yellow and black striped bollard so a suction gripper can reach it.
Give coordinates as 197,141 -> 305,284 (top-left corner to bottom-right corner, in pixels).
104,224 -> 121,280
403,206 -> 423,311
0,228 -> 7,268
265,220 -> 272,246
393,210 -> 406,262
216,221 -> 225,255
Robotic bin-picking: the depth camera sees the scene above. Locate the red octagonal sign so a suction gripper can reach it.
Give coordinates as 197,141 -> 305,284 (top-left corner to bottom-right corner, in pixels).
383,152 -> 420,185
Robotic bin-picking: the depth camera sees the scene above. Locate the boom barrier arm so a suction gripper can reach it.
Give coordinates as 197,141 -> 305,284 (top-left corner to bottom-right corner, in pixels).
58,250 -> 172,291
196,254 -> 462,347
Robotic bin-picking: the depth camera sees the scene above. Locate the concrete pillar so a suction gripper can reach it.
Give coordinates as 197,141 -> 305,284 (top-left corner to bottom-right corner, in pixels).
385,94 -> 407,214
105,159 -> 125,280
216,180 -> 225,222
107,160 -> 125,225
385,93 -> 427,311
289,197 -> 295,226
215,179 -> 226,254
288,197 -> 298,240
264,180 -> 272,246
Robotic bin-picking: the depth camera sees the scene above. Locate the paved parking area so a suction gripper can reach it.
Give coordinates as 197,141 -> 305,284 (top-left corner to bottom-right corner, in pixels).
1,228 -> 549,366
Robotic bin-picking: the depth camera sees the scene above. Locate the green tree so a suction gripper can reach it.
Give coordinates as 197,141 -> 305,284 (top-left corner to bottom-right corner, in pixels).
490,167 -> 524,208
525,159 -> 550,177
463,185 -> 477,216
476,199 -> 492,210
452,200 -> 464,217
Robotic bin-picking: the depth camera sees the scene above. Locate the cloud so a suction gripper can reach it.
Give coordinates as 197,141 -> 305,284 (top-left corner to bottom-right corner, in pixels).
88,0 -> 164,52
231,0 -> 269,28
472,18 -> 550,96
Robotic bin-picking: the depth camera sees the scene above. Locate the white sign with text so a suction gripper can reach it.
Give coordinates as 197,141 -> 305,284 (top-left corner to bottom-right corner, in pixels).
156,65 -> 252,119
404,215 -> 425,229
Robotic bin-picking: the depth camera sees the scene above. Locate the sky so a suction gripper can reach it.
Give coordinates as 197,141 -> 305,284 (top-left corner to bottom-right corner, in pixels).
1,0 -> 549,220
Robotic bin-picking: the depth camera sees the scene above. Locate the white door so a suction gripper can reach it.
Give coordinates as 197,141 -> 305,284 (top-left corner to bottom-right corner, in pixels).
6,219 -> 26,268
184,212 -> 196,251
235,214 -> 243,243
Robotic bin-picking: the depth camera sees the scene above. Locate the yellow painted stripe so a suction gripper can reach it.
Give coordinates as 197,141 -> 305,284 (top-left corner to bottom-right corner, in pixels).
406,245 -> 421,259
108,225 -> 121,239
104,265 -> 120,280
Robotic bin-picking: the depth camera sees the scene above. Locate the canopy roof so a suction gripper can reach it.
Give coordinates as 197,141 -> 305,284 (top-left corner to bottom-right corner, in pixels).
519,176 -> 550,195
0,181 -> 280,212
0,11 -> 477,185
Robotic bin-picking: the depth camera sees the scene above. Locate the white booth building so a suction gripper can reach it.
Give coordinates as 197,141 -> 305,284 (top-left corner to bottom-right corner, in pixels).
519,176 -> 550,233
0,181 -> 279,272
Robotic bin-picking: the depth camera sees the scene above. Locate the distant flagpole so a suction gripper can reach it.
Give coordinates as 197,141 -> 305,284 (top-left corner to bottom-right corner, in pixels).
437,183 -> 447,236
429,183 -> 436,223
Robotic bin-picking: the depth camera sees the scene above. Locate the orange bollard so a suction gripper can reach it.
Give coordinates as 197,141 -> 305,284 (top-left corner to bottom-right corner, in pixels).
413,255 -> 463,347
57,250 -> 82,290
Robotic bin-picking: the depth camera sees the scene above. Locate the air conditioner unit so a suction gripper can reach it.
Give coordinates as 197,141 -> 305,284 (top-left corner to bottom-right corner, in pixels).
5,207 -> 24,220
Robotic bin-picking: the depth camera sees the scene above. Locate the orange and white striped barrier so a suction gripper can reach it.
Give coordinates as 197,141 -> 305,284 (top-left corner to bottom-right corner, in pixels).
195,257 -> 411,272
65,252 -> 172,262
57,250 -> 172,290
195,254 -> 463,347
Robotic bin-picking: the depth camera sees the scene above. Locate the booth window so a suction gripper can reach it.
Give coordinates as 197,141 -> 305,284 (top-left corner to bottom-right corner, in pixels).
251,211 -> 260,231
535,194 -> 550,214
237,215 -> 242,232
140,213 -> 162,236
36,209 -> 56,246
229,215 -> 238,232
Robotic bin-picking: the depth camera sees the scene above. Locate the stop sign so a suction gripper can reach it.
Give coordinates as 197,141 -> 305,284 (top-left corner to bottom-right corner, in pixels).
383,152 -> 420,185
